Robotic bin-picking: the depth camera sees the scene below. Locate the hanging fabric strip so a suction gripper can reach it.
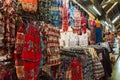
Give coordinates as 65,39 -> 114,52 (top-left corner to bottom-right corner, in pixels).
62,0 -> 69,32
69,1 -> 74,28
73,7 -> 81,34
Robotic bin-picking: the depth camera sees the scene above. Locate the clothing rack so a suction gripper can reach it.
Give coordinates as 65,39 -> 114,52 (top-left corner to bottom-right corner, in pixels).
60,46 -> 99,80
60,45 -> 112,80
60,47 -> 88,58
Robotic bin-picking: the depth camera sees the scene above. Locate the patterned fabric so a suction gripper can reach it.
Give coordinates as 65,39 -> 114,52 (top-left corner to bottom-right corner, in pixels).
38,0 -> 50,23
81,14 -> 87,33
14,23 -> 26,78
0,1 -> 16,79
60,48 -> 96,80
24,61 -> 40,80
0,0 -> 16,58
92,58 -> 104,80
0,2 -> 16,80
89,48 -> 105,80
0,62 -> 18,80
22,25 -> 42,80
86,54 -> 94,80
42,24 -> 61,66
73,7 -> 81,34
79,54 -> 88,80
62,1 -> 69,32
66,68 -> 72,80
50,0 -> 62,28
59,58 -> 70,80
0,17 -> 4,56
69,1 -> 74,28
61,50 -> 84,80
22,25 -> 41,61
71,60 -> 83,80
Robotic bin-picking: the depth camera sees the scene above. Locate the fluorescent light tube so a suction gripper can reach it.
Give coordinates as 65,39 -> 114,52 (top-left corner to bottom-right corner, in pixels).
112,15 -> 120,23
92,6 -> 101,16
106,2 -> 118,14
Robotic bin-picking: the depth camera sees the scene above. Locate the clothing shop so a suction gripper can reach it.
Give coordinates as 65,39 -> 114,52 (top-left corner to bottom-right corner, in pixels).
0,0 -> 119,80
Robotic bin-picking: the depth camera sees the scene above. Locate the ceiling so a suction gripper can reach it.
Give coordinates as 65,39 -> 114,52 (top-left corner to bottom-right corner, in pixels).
75,0 -> 120,33
101,0 -> 120,33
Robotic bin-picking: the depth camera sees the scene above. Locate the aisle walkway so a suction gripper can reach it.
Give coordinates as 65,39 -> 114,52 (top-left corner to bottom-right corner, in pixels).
108,56 -> 120,80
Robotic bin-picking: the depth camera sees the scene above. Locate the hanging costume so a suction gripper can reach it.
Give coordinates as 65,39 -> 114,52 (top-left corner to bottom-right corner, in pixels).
22,25 -> 42,80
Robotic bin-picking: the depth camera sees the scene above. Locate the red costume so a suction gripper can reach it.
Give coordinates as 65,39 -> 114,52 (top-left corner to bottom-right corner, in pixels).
22,25 -> 42,80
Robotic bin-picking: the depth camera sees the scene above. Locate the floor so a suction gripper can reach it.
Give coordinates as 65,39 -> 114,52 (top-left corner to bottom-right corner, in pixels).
108,55 -> 120,80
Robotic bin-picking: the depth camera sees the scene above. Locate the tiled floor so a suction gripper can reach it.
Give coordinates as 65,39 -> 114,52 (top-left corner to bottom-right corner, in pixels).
108,56 -> 120,80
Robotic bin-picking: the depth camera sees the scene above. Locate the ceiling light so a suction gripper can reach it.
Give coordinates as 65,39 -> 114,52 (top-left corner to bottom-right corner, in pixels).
102,4 -> 107,8
102,0 -> 111,8
112,14 -> 120,23
106,2 -> 118,14
92,6 -> 101,16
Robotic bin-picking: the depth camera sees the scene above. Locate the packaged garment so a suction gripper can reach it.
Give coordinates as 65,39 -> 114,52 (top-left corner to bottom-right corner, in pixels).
78,33 -> 88,46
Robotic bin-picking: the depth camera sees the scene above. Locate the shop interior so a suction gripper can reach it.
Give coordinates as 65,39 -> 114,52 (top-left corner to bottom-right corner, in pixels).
0,0 -> 120,80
